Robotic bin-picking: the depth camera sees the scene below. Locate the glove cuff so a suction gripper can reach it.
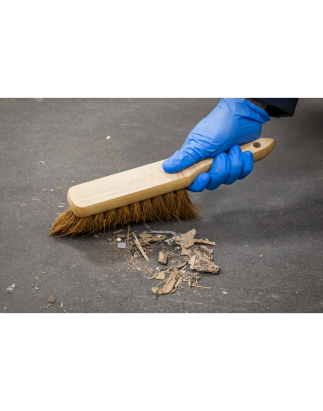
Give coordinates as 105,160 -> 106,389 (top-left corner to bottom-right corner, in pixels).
244,98 -> 270,124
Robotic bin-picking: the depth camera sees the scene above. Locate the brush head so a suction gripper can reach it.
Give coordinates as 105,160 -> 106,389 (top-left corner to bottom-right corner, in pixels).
49,189 -> 201,237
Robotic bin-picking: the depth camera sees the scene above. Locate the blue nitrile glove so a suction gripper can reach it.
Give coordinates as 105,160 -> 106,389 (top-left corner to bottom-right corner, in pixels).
162,98 -> 270,192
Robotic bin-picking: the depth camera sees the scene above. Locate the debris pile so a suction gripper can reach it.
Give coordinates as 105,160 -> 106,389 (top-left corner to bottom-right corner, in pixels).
149,229 -> 219,295
107,226 -> 220,296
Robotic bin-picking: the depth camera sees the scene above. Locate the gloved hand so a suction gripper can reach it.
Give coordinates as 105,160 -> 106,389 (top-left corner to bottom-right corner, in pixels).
162,98 -> 270,191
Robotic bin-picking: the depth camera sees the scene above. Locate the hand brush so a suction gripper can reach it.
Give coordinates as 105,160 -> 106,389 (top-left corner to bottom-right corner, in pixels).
49,137 -> 275,236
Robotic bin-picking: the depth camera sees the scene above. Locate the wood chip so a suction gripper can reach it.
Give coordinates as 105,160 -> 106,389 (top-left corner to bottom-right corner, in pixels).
48,296 -> 55,303
39,161 -> 45,165
155,271 -> 166,280
6,287 -> 14,293
184,245 -> 220,273
60,301 -> 64,308
174,229 -> 196,249
158,251 -> 168,265
42,304 -> 51,309
161,268 -> 178,294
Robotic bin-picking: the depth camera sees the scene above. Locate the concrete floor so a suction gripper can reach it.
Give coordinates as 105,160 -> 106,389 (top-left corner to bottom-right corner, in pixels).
1,98 -> 322,313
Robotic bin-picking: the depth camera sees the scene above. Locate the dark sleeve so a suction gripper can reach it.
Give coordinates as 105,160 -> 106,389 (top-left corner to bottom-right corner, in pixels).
256,98 -> 299,118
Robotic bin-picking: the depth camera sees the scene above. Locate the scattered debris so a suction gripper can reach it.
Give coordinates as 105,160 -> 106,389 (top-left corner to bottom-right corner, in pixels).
34,286 -> 39,291
106,136 -> 111,139
105,226 -> 219,297
31,198 -> 39,201
42,304 -> 52,309
4,307 -> 8,312
60,301 -> 64,308
223,292 -> 227,294
158,251 -> 168,265
51,189 -> 53,191
12,284 -> 15,288
39,161 -> 45,165
43,189 -> 48,192
259,255 -> 263,258
48,296 -> 55,303
6,287 -> 14,293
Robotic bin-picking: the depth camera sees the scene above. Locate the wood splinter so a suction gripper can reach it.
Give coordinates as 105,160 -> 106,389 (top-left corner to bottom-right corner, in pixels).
133,233 -> 149,261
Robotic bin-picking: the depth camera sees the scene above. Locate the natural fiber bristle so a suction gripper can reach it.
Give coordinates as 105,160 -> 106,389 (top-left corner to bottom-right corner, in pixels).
49,189 -> 201,237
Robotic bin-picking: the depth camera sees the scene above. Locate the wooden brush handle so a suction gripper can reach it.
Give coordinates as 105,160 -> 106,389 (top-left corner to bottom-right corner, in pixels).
68,137 -> 275,217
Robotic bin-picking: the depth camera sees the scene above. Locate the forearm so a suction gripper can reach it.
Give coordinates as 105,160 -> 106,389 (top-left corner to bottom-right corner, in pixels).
246,98 -> 298,118
245,99 -> 268,111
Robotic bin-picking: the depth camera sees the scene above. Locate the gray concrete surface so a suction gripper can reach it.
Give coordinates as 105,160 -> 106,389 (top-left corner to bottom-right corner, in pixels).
1,98 -> 322,313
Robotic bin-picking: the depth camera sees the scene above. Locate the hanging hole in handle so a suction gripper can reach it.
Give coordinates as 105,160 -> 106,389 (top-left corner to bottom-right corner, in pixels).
253,142 -> 261,148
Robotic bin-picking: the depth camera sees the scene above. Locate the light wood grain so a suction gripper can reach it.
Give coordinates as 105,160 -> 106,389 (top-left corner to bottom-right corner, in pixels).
67,137 -> 275,217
